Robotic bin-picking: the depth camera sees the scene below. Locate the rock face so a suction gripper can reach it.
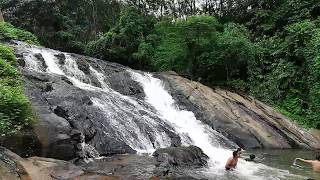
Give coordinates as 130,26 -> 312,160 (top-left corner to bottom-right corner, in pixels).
0,146 -> 122,180
159,72 -> 320,149
153,146 -> 209,167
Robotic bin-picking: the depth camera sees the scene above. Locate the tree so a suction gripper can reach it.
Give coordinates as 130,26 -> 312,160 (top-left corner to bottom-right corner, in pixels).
85,7 -> 156,68
0,9 -> 4,21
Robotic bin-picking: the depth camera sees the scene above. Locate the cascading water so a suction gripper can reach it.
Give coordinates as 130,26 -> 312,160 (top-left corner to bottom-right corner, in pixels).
129,72 -> 305,180
129,72 -> 234,165
14,41 -> 304,180
15,42 -> 173,154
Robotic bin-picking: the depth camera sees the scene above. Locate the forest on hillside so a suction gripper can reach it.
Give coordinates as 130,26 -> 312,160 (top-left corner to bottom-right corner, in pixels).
1,0 -> 320,129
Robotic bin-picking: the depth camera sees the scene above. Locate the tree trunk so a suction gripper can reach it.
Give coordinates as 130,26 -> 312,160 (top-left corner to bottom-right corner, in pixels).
0,9 -> 4,22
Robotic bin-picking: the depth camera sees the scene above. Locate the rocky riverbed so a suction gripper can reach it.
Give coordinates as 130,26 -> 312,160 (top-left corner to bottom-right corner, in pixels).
0,146 -> 209,180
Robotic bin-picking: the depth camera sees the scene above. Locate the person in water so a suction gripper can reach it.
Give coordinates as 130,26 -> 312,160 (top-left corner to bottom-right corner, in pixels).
225,150 -> 241,170
245,154 -> 256,162
295,154 -> 320,173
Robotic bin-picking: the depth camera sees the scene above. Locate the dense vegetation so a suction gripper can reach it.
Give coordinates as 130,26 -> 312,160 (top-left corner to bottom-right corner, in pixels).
0,22 -> 38,135
1,0 -> 319,128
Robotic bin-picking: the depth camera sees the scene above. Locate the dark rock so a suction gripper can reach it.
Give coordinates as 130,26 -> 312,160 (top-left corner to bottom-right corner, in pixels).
34,53 -> 47,70
76,59 -> 90,74
54,106 -> 69,120
109,71 -> 145,99
55,53 -> 66,65
153,146 -> 209,167
90,136 -> 136,156
70,129 -> 85,143
165,130 -> 181,147
47,139 -> 75,160
0,131 -> 42,158
15,53 -> 24,59
82,96 -> 93,105
17,58 -> 26,67
42,82 -> 54,92
61,76 -> 73,85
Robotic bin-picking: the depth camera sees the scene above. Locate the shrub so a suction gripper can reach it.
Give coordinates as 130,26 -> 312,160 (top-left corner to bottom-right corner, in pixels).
0,22 -> 39,45
0,44 -> 35,135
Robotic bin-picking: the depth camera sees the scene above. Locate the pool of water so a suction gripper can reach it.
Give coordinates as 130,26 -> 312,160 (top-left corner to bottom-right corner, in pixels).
245,149 -> 319,180
188,149 -> 320,180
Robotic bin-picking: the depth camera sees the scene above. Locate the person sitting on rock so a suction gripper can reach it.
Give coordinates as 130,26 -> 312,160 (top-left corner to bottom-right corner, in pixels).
295,154 -> 320,173
225,150 -> 241,170
245,154 -> 256,162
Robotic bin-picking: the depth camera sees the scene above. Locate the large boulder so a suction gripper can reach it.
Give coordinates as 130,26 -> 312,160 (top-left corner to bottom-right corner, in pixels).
159,72 -> 320,149
0,146 -> 83,180
153,146 -> 209,167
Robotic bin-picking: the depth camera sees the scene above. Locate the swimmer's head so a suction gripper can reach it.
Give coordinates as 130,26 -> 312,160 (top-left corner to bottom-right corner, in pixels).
233,150 -> 241,158
316,154 -> 320,161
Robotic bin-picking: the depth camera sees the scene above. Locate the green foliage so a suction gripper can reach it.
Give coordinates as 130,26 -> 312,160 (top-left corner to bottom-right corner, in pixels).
149,16 -> 221,78
0,22 -> 39,45
1,0 -> 121,53
144,18 -> 255,85
85,7 -> 156,68
0,44 -> 35,135
2,0 -> 320,129
248,19 -> 320,128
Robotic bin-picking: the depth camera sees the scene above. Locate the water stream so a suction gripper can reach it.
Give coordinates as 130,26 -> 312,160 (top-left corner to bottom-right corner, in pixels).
13,42 -> 318,180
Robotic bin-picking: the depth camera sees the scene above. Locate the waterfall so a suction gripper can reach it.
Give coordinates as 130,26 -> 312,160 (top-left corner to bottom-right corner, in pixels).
16,42 -> 173,154
14,42 -> 303,180
129,71 -> 233,165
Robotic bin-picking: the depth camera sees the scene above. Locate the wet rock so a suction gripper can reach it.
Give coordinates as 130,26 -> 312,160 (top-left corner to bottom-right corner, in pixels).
42,82 -> 53,92
34,53 -> 47,70
53,106 -> 69,119
153,146 -> 209,167
159,72 -> 320,149
77,59 -> 90,74
0,131 -> 42,158
82,96 -> 93,105
90,136 -> 136,156
17,58 -> 26,67
61,76 -> 73,85
55,53 -> 66,65
109,71 -> 145,99
70,129 -> 84,141
47,138 -> 75,160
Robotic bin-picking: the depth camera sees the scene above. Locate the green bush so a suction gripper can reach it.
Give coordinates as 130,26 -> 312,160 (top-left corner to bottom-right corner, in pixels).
0,44 -> 35,135
0,22 -> 39,45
